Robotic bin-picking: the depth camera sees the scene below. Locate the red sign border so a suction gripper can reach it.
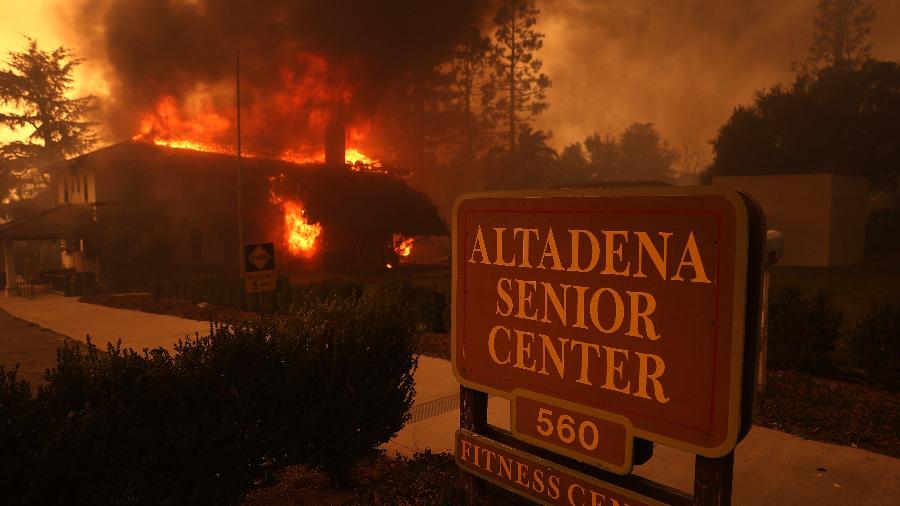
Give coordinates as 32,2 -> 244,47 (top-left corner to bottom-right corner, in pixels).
451,186 -> 752,458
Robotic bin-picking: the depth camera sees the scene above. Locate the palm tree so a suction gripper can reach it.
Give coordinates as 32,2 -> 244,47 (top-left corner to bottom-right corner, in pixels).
485,125 -> 561,189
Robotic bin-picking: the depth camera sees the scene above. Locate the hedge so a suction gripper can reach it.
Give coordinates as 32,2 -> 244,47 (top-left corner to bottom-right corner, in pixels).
0,292 -> 418,504
150,276 -> 449,334
767,286 -> 843,373
848,300 -> 899,389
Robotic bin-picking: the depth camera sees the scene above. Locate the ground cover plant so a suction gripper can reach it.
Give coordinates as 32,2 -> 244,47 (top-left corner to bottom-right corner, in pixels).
0,290 -> 419,504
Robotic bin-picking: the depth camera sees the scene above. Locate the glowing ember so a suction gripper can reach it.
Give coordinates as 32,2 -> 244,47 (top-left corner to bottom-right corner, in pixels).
282,200 -> 322,257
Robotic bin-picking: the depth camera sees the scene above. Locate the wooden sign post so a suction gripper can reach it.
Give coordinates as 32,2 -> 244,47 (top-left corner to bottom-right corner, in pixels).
452,186 -> 765,505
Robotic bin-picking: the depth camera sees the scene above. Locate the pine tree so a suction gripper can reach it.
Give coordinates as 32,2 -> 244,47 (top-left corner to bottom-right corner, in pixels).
0,38 -> 97,198
796,0 -> 876,78
445,25 -> 493,170
483,0 -> 551,155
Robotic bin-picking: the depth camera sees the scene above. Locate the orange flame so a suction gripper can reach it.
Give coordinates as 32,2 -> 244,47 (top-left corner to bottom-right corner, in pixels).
282,200 -> 322,257
393,235 -> 414,257
269,176 -> 322,258
131,54 -> 382,170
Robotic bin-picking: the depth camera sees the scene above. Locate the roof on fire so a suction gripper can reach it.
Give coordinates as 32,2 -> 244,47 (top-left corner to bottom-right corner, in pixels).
43,140 -> 447,238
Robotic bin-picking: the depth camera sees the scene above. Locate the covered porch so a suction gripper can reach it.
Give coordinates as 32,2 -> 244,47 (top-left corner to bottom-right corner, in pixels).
0,204 -> 94,297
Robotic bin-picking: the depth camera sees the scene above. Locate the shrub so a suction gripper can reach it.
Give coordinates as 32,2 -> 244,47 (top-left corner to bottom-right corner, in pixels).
767,286 -> 843,373
372,281 -> 449,333
0,366 -> 42,501
149,279 -> 163,301
290,277 -> 364,310
0,292 -> 418,504
849,300 -> 900,389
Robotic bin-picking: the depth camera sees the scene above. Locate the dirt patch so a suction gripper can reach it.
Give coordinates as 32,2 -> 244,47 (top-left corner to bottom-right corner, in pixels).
756,369 -> 900,458
242,451 -> 529,506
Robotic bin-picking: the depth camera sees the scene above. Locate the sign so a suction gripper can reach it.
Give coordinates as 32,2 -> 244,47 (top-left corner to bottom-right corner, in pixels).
452,186 -> 759,472
244,242 -> 277,293
456,429 -> 662,506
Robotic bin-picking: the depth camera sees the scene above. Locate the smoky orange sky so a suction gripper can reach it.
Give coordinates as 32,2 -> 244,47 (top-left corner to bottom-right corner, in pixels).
1,0 -> 899,165
535,0 -> 900,159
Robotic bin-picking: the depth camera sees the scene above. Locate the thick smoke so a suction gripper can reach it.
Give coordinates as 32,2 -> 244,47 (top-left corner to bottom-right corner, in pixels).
63,0 -> 485,157
537,0 -> 900,164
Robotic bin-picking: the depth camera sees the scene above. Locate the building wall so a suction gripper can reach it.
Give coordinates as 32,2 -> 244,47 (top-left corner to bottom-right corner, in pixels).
712,174 -> 868,266
57,170 -> 95,205
57,162 -> 238,276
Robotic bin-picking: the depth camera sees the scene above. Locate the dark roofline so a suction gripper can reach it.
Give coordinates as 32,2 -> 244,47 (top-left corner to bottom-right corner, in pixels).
0,204 -> 95,241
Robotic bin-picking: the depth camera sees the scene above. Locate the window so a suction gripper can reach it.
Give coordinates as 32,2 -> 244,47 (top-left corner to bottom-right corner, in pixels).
189,229 -> 202,261
63,179 -> 69,203
84,175 -> 90,202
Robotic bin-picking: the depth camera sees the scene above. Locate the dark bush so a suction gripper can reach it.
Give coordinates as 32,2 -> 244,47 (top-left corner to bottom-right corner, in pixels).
767,286 -> 843,373
0,366 -> 42,501
149,279 -> 163,301
865,209 -> 900,261
1,292 -> 418,504
373,281 -> 449,333
290,277 -> 364,309
849,300 -> 900,389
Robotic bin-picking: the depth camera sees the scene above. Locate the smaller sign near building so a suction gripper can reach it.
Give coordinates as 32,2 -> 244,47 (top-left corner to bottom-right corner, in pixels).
244,242 -> 277,293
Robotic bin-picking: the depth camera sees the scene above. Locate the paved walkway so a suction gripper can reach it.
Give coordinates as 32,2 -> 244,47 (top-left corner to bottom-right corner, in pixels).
0,293 -> 207,352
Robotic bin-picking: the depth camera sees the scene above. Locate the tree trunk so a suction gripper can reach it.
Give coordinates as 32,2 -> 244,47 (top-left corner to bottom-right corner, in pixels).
508,3 -> 517,156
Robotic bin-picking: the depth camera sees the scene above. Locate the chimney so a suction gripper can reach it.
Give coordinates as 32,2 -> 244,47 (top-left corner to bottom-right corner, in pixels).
324,110 -> 346,167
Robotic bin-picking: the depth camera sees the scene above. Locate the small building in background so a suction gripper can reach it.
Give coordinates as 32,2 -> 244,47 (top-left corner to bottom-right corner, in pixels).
712,173 -> 868,266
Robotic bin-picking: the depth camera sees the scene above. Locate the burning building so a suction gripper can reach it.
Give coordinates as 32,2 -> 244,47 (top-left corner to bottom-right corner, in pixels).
0,1 -> 490,291
0,139 -> 445,291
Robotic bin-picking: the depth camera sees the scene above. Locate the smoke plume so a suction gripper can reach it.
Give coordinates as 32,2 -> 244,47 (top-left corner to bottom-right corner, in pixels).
63,0 -> 486,158
537,0 -> 900,164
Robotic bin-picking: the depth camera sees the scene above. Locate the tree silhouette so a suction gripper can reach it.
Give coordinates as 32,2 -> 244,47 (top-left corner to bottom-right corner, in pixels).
708,61 -> 900,190
0,39 -> 97,199
445,25 -> 493,171
617,123 -> 678,182
486,124 -> 560,190
584,132 -> 620,180
574,124 -> 677,183
796,0 -> 876,79
558,142 -> 590,184
483,0 -> 551,156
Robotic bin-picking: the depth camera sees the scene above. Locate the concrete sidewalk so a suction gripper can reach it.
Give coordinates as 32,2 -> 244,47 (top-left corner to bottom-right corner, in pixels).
0,294 -> 207,352
386,357 -> 900,506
